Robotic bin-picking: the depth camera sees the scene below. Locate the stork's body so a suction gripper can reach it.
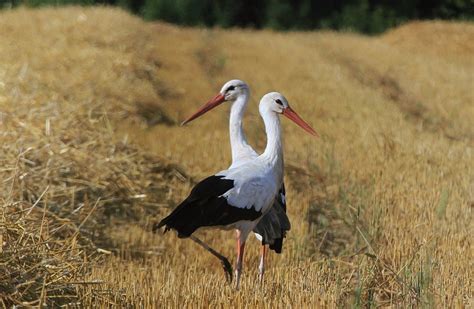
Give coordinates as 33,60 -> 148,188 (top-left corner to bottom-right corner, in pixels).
225,86 -> 288,279
182,80 -> 291,280
156,92 -> 316,289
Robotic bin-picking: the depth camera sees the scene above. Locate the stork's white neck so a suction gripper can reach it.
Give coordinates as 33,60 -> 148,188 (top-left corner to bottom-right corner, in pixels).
229,93 -> 251,162
260,109 -> 284,174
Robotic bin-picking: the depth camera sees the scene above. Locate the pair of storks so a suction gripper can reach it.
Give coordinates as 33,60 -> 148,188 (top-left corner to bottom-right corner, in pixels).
153,80 -> 317,289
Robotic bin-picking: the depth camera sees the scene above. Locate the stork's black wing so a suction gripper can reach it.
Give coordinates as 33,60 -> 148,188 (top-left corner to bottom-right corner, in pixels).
153,175 -> 262,238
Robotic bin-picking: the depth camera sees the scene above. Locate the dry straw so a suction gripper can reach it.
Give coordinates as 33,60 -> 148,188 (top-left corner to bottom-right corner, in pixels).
0,31 -> 188,305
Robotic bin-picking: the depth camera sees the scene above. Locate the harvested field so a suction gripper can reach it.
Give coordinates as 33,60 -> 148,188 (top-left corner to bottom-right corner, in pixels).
0,7 -> 472,307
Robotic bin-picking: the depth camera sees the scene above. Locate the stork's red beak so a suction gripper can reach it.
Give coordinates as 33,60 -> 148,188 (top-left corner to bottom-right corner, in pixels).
181,93 -> 226,126
282,107 -> 318,137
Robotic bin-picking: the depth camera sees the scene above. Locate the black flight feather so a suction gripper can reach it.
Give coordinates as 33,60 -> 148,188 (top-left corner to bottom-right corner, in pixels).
253,184 -> 291,253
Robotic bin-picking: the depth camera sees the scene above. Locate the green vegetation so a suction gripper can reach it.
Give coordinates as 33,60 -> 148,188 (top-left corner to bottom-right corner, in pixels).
1,0 -> 473,33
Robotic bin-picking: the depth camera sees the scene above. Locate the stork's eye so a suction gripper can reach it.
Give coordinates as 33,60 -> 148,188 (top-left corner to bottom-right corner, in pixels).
227,85 -> 236,92
275,99 -> 283,106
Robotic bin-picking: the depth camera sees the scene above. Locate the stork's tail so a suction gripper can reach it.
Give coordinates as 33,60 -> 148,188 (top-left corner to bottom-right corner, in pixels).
253,202 -> 291,253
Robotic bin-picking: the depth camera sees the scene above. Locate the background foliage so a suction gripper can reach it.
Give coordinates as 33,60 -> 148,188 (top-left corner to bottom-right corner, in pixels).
1,0 -> 473,33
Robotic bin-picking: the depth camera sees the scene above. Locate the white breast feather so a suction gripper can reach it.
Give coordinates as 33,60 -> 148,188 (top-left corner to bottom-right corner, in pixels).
218,163 -> 278,213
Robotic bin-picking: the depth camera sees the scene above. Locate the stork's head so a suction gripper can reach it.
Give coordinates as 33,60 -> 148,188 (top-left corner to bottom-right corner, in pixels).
260,92 -> 318,136
181,79 -> 249,125
220,79 -> 249,101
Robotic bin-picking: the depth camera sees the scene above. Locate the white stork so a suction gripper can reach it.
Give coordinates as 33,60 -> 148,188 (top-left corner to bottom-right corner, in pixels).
154,92 -> 316,289
181,80 -> 291,281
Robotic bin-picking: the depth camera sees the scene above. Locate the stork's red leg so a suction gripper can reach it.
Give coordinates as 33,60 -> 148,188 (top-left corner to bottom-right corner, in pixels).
258,244 -> 268,283
235,230 -> 246,290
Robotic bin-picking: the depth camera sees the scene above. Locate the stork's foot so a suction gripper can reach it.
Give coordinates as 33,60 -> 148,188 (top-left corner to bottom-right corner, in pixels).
189,235 -> 233,284
220,257 -> 233,284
